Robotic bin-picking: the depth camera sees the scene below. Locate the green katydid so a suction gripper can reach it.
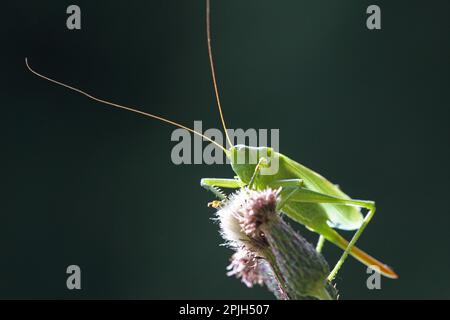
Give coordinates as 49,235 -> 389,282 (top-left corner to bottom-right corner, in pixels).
25,0 -> 397,280
202,0 -> 396,280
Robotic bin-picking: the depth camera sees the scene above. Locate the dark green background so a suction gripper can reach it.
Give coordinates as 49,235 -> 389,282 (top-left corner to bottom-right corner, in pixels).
1,1 -> 449,299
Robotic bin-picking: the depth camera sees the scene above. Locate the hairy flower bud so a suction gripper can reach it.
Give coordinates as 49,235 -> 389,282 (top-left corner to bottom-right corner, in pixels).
215,188 -> 337,300
226,249 -> 264,288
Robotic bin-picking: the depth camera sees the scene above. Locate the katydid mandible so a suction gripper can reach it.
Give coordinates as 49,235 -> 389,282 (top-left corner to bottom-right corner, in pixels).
25,0 -> 398,280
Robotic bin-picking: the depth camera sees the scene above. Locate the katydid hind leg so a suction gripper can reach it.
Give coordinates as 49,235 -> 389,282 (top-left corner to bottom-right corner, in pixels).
323,221 -> 398,280
271,181 -> 398,279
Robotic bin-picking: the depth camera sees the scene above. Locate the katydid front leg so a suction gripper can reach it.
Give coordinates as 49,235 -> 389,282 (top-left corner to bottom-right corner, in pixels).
200,178 -> 245,200
248,157 -> 268,189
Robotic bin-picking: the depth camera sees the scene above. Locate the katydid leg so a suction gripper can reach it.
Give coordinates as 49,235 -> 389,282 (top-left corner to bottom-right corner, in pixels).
269,180 -> 396,279
200,178 -> 245,199
248,157 -> 267,189
316,235 -> 326,253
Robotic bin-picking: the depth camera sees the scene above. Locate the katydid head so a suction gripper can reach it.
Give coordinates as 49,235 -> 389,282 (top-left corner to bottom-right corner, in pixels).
228,145 -> 274,184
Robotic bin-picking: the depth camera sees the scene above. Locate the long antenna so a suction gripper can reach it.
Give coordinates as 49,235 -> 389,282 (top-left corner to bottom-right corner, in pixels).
206,0 -> 233,148
25,58 -> 228,154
